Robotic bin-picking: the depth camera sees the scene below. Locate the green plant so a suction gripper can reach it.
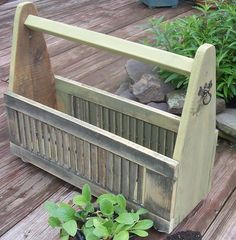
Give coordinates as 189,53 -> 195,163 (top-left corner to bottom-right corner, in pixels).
145,1 -> 236,101
45,184 -> 153,240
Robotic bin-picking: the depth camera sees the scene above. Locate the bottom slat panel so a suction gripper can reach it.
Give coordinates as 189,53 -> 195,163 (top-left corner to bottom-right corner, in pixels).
10,142 -> 174,233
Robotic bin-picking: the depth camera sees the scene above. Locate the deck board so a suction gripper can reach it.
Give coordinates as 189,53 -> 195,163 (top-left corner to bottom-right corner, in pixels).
0,0 -> 236,239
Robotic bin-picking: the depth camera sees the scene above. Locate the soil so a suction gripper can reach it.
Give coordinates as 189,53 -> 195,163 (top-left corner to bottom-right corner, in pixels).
226,96 -> 236,108
167,231 -> 202,240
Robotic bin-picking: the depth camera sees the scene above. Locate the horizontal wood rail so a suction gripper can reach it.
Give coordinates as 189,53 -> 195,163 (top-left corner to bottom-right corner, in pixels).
5,91 -> 178,179
55,75 -> 180,133
24,15 -> 193,75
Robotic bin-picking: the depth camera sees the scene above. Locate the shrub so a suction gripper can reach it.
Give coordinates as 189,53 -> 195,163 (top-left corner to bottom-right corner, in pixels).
145,2 -> 236,101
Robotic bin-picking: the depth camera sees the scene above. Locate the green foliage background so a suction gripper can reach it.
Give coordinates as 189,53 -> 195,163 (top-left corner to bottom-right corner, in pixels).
145,2 -> 236,101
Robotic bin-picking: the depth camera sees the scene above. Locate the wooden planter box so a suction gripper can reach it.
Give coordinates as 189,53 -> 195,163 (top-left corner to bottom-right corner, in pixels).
5,2 -> 218,234
141,0 -> 178,8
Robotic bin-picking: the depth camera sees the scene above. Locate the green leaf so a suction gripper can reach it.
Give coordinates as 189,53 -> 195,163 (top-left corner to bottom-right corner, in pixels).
136,208 -> 148,215
116,194 -> 126,210
130,229 -> 149,237
85,218 -> 95,228
100,199 -> 114,216
73,195 -> 88,208
62,220 -> 77,237
44,201 -> 58,217
133,220 -> 154,230
57,203 -> 76,222
113,230 -> 129,240
86,232 -> 100,240
116,213 -> 135,225
48,216 -> 61,228
82,184 -> 92,202
60,235 -> 69,240
97,193 -> 117,204
93,223 -> 109,238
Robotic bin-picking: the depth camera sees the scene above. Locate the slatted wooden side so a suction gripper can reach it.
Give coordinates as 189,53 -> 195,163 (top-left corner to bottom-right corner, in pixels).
56,77 -> 178,158
8,109 -> 146,202
72,96 -> 177,158
5,92 -> 178,232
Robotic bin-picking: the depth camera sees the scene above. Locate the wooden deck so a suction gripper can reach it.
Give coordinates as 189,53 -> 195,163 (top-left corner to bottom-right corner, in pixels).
0,0 -> 236,239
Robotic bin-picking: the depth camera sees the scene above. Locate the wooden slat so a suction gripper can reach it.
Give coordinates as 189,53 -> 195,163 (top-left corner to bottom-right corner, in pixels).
24,15 -> 193,75
5,92 -> 178,178
55,76 -> 180,133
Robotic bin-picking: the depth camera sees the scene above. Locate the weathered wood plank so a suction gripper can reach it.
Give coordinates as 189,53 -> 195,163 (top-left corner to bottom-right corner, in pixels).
8,2 -> 56,108
173,44 -> 217,227
5,92 -> 178,178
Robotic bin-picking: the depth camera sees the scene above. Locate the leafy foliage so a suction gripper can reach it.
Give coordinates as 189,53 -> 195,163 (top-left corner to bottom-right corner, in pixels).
45,184 -> 153,240
145,1 -> 236,101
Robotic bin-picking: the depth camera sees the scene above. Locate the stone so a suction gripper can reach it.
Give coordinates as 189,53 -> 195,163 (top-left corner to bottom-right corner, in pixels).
147,102 -> 169,112
125,59 -> 154,84
216,98 -> 226,114
132,74 -> 165,103
167,90 -> 186,115
119,89 -> 138,101
114,80 -> 129,95
216,109 -> 236,138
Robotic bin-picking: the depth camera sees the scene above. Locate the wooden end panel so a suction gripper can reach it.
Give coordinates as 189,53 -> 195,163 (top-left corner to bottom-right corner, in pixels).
144,169 -> 176,222
9,2 -> 56,108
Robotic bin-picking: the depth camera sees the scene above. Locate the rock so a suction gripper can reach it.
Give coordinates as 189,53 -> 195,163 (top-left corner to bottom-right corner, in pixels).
147,102 -> 169,112
119,89 -> 138,101
216,109 -> 236,138
125,59 -> 154,84
216,98 -> 226,114
132,74 -> 165,103
114,80 -> 129,95
167,90 -> 186,115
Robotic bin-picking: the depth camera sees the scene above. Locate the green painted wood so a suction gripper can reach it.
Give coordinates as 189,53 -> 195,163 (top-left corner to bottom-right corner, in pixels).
24,15 -> 193,75
5,92 -> 178,178
55,76 -> 180,133
173,44 -> 217,227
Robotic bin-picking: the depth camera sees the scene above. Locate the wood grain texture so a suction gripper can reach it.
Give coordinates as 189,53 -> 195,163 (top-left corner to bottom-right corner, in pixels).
172,44 -> 217,226
8,2 -> 56,108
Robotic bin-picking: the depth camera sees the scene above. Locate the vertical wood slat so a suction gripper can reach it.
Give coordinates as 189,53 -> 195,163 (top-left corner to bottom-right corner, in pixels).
18,112 -> 26,148
129,117 -> 138,201
83,141 -> 91,179
43,123 -> 51,160
30,118 -> 39,154
136,119 -> 145,203
6,109 -> 20,145
121,114 -> 130,197
90,144 -> 98,182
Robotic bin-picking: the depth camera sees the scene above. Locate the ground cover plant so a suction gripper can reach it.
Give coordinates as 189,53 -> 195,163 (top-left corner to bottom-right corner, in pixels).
145,1 -> 236,101
45,184 -> 153,240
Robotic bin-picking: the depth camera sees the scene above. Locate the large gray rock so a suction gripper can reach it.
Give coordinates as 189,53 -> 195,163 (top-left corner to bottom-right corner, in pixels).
132,74 -> 165,103
167,90 -> 186,115
115,79 -> 138,101
125,59 -> 154,84
115,80 -> 130,95
119,89 -> 138,101
216,98 -> 226,114
216,109 -> 236,138
147,102 -> 169,112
